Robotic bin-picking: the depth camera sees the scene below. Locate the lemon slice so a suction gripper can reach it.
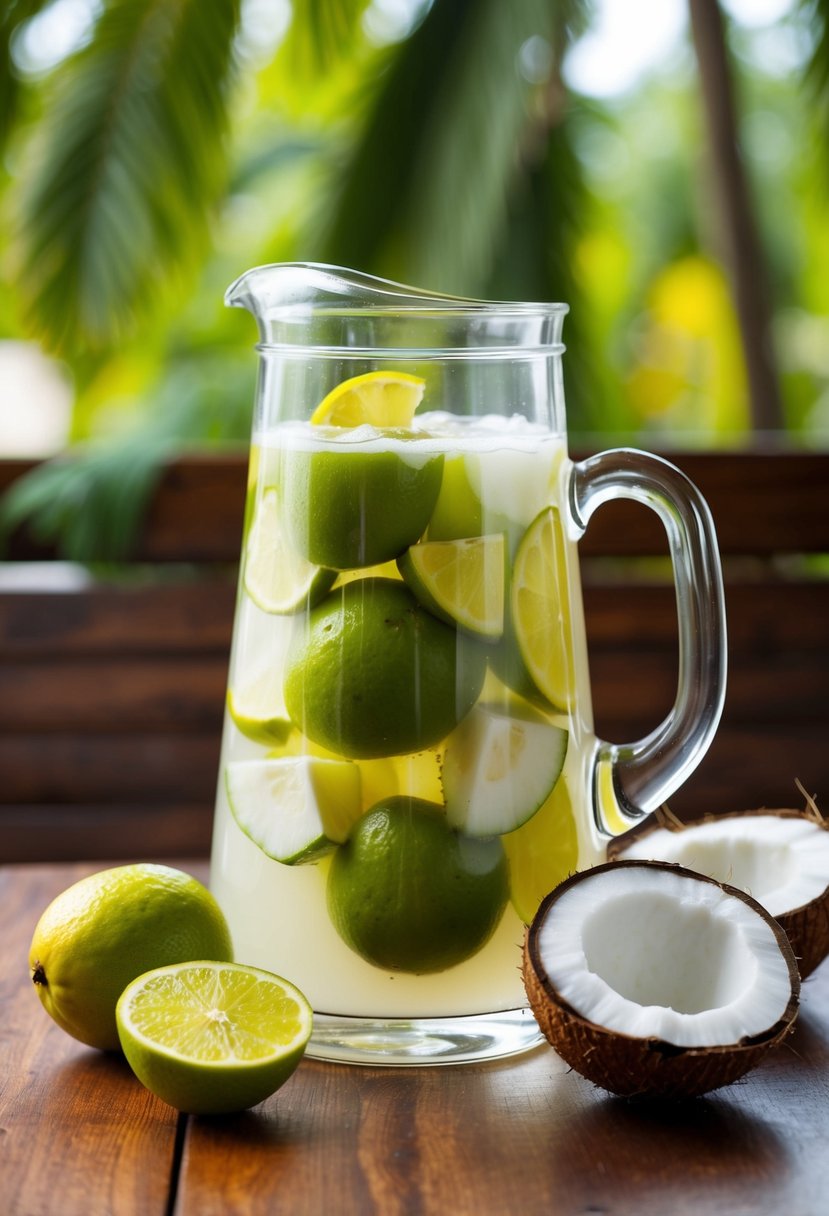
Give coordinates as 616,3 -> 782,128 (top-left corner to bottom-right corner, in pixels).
244,488 -> 336,613
116,961 -> 312,1114
226,756 -> 362,864
511,507 -> 575,711
310,370 -> 426,428
397,534 -> 505,639
503,777 -> 579,924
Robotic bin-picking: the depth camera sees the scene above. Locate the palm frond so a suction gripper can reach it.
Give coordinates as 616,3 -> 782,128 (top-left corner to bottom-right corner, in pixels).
280,0 -> 373,81
230,132 -> 324,192
0,439 -> 171,562
15,0 -> 242,354
321,0 -> 573,295
484,112 -> 599,428
805,0 -> 829,118
0,0 -> 53,152
0,347 -> 256,562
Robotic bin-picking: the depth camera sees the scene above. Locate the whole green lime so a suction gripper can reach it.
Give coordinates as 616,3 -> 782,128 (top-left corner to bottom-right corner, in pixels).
281,446 -> 444,569
283,578 -> 486,758
327,797 -> 509,973
29,864 -> 233,1050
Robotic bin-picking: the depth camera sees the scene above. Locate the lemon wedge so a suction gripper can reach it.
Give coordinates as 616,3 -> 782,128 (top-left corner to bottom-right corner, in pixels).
310,371 -> 426,428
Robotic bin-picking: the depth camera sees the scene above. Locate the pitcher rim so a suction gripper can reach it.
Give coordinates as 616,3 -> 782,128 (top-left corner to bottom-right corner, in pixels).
225,261 -> 569,357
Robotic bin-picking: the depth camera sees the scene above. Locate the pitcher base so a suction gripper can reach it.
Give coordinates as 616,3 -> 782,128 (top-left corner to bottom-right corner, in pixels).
306,1009 -> 543,1066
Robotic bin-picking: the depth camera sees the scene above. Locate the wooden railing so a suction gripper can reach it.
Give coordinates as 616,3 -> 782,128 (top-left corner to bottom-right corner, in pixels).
2,449 -> 827,862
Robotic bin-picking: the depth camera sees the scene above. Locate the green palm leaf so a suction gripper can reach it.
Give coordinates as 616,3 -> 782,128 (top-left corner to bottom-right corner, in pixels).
16,0 -> 241,353
0,441 -> 171,563
321,0 -> 572,295
805,0 -> 829,119
0,0 -> 53,152
0,349 -> 255,562
280,0 -> 373,81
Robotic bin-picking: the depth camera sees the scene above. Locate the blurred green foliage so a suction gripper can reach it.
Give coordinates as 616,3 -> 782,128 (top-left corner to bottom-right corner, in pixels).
1,0 -> 828,556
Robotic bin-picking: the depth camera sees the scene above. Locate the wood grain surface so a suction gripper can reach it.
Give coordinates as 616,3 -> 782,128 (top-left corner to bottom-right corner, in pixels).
1,863 -> 181,1216
3,862 -> 829,1216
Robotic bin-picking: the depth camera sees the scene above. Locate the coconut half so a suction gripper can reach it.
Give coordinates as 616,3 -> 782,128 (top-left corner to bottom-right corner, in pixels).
611,809 -> 829,978
523,860 -> 799,1099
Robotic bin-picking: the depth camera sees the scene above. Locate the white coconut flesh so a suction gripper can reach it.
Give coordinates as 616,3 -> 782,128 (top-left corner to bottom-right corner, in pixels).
618,815 -> 829,917
536,865 -> 794,1048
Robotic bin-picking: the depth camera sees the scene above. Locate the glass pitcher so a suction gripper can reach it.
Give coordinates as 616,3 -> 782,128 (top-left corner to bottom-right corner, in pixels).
209,264 -> 727,1066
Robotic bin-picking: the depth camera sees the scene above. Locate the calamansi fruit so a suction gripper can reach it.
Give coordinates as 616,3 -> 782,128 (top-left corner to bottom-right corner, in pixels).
29,864 -> 233,1050
116,961 -> 312,1114
283,578 -> 486,758
326,797 -> 508,973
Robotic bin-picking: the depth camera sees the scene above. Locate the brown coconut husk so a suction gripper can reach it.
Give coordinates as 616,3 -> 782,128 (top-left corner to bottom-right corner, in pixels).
523,860 -> 800,1101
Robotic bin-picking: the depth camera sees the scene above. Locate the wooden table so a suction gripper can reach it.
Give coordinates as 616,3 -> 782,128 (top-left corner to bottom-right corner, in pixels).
5,862 -> 829,1216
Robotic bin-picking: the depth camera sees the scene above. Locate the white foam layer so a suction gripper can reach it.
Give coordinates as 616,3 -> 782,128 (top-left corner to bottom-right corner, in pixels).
256,412 -> 563,456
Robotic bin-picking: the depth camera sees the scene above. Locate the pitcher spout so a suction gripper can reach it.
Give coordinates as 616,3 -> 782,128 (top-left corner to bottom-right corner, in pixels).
225,262 -> 567,351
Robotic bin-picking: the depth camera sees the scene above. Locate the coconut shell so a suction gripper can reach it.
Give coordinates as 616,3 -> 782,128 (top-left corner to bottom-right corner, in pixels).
523,861 -> 800,1101
609,808 -> 829,979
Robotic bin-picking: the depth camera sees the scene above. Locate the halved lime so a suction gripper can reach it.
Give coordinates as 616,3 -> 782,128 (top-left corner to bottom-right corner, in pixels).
116,961 -> 312,1114
244,488 -> 336,614
511,507 -> 576,711
310,370 -> 425,428
226,755 -> 362,863
397,533 -> 505,639
503,777 -> 578,924
442,702 -> 568,836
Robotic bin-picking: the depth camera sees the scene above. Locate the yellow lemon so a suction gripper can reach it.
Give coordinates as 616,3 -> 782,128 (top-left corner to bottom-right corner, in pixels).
29,864 -> 233,1050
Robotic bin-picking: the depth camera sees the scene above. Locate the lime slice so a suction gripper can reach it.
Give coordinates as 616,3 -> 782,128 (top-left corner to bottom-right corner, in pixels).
116,961 -> 312,1114
227,680 -> 292,747
397,534 -> 505,639
226,756 -> 362,863
503,777 -> 578,924
442,702 -> 568,836
511,507 -> 576,711
310,370 -> 425,428
244,488 -> 336,614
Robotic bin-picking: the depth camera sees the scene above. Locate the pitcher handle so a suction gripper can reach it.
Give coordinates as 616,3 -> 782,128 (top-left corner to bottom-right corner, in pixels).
569,449 -> 727,830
